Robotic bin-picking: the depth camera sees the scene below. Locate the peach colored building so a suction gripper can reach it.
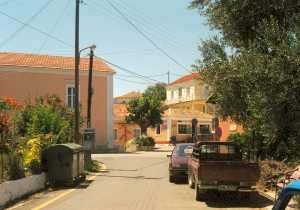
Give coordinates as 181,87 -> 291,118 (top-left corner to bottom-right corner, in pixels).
113,92 -> 141,149
0,52 -> 115,150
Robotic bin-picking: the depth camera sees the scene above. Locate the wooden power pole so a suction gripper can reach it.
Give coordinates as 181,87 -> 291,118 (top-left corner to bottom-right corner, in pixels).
74,0 -> 80,144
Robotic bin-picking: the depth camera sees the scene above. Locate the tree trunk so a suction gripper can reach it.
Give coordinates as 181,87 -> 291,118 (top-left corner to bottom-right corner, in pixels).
141,126 -> 147,136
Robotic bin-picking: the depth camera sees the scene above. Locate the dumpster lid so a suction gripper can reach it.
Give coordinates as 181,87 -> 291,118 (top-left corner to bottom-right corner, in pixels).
48,143 -> 83,153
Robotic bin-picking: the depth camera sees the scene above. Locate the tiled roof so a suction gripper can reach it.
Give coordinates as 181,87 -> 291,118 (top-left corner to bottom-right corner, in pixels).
169,73 -> 200,86
115,91 -> 141,99
0,52 -> 115,73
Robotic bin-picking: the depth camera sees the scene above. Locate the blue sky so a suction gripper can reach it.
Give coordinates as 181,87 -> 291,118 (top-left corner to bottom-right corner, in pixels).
0,0 -> 213,97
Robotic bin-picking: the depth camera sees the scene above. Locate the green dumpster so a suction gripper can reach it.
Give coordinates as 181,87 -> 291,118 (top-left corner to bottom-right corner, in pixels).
44,143 -> 85,186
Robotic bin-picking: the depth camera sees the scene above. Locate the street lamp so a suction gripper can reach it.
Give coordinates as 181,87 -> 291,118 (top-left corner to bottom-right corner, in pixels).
80,44 -> 96,128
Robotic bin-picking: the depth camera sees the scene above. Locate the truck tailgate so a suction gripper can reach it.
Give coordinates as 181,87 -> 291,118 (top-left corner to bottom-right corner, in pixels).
198,161 -> 260,183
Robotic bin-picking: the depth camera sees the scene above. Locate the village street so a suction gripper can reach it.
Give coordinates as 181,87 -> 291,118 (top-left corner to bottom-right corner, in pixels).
7,146 -> 273,210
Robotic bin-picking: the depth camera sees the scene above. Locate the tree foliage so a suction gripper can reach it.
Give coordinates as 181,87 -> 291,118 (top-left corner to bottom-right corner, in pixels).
191,0 -> 300,160
126,95 -> 164,135
144,83 -> 167,101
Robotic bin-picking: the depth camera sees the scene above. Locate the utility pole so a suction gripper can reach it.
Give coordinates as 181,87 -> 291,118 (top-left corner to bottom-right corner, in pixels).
167,71 -> 170,84
74,0 -> 80,144
87,48 -> 94,128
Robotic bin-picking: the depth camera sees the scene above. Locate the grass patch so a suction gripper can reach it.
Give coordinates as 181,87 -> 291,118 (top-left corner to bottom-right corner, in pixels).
87,160 -> 103,173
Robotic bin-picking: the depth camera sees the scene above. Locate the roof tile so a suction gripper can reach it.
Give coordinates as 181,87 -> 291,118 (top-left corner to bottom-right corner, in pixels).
169,73 -> 200,86
0,52 -> 114,73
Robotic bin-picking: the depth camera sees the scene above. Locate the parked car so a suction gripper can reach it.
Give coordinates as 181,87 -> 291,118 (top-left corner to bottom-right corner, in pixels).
167,143 -> 194,183
188,141 -> 260,201
273,180 -> 300,210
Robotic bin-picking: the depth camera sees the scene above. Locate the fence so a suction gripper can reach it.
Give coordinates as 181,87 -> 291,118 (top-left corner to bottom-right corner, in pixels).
0,149 -> 9,184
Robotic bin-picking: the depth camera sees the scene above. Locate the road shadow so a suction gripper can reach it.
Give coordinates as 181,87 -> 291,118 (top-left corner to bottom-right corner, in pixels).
49,179 -> 95,191
203,191 -> 273,208
97,174 -> 163,180
173,177 -> 188,185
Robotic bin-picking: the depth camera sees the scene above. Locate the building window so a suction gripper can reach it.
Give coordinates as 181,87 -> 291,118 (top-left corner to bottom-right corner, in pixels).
199,125 -> 210,134
171,90 -> 174,99
186,87 -> 190,97
113,129 -> 118,140
156,124 -> 161,135
178,88 -> 183,98
66,85 -> 76,108
133,128 -> 141,138
177,123 -> 191,134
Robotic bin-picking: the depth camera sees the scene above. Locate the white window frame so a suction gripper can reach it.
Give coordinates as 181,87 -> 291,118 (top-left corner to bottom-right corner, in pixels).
177,122 -> 191,135
133,128 -> 141,138
65,84 -> 80,109
198,124 -> 211,134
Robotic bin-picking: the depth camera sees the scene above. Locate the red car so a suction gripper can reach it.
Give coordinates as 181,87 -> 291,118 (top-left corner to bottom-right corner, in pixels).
168,143 -> 194,183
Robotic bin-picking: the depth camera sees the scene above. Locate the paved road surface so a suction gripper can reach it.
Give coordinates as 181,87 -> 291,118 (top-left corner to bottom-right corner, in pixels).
7,146 -> 273,210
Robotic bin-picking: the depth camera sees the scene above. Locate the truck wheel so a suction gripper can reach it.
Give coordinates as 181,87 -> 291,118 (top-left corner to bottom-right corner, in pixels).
188,173 -> 195,189
169,175 -> 175,183
195,184 -> 201,201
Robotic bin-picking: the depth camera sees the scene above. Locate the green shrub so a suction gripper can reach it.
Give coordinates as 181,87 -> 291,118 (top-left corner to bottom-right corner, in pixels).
14,95 -> 76,144
23,138 -> 43,174
228,132 -> 251,154
133,136 -> 155,147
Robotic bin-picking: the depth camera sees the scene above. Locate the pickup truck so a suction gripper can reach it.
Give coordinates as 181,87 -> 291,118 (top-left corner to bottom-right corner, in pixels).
187,141 -> 260,201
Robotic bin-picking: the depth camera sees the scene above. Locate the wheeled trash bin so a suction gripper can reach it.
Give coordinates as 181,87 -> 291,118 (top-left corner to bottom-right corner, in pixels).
44,143 -> 85,186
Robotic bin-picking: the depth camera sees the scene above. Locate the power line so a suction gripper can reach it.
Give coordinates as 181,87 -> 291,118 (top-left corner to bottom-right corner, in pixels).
104,0 -> 191,73
0,10 -> 73,48
111,0 -> 191,50
0,0 -> 56,49
0,0 -> 18,7
37,0 -> 72,52
0,6 -> 167,87
115,77 -> 150,85
117,72 -> 168,78
96,55 -> 163,83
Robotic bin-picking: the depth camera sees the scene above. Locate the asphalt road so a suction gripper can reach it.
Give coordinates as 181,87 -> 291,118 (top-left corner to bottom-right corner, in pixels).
7,147 -> 274,210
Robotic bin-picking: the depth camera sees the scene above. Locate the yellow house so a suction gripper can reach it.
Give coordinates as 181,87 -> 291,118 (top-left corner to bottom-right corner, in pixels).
148,72 -> 244,143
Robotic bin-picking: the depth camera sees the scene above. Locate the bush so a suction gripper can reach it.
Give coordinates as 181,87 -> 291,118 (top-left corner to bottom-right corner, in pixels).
133,136 -> 155,147
14,95 -> 76,144
23,138 -> 42,174
228,132 -> 251,154
259,160 -> 288,190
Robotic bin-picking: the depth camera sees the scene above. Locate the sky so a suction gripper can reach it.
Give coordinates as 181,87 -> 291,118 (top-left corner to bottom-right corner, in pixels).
0,0 -> 214,97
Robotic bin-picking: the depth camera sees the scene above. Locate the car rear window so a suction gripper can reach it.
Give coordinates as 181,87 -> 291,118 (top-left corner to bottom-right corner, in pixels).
175,144 -> 191,156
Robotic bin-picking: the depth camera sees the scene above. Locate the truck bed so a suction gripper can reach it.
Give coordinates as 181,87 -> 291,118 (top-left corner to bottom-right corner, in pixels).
188,157 -> 260,191
197,160 -> 260,183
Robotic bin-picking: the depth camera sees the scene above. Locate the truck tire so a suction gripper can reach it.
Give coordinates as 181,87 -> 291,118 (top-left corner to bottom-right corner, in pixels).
169,175 -> 175,183
188,173 -> 195,189
195,180 -> 202,201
